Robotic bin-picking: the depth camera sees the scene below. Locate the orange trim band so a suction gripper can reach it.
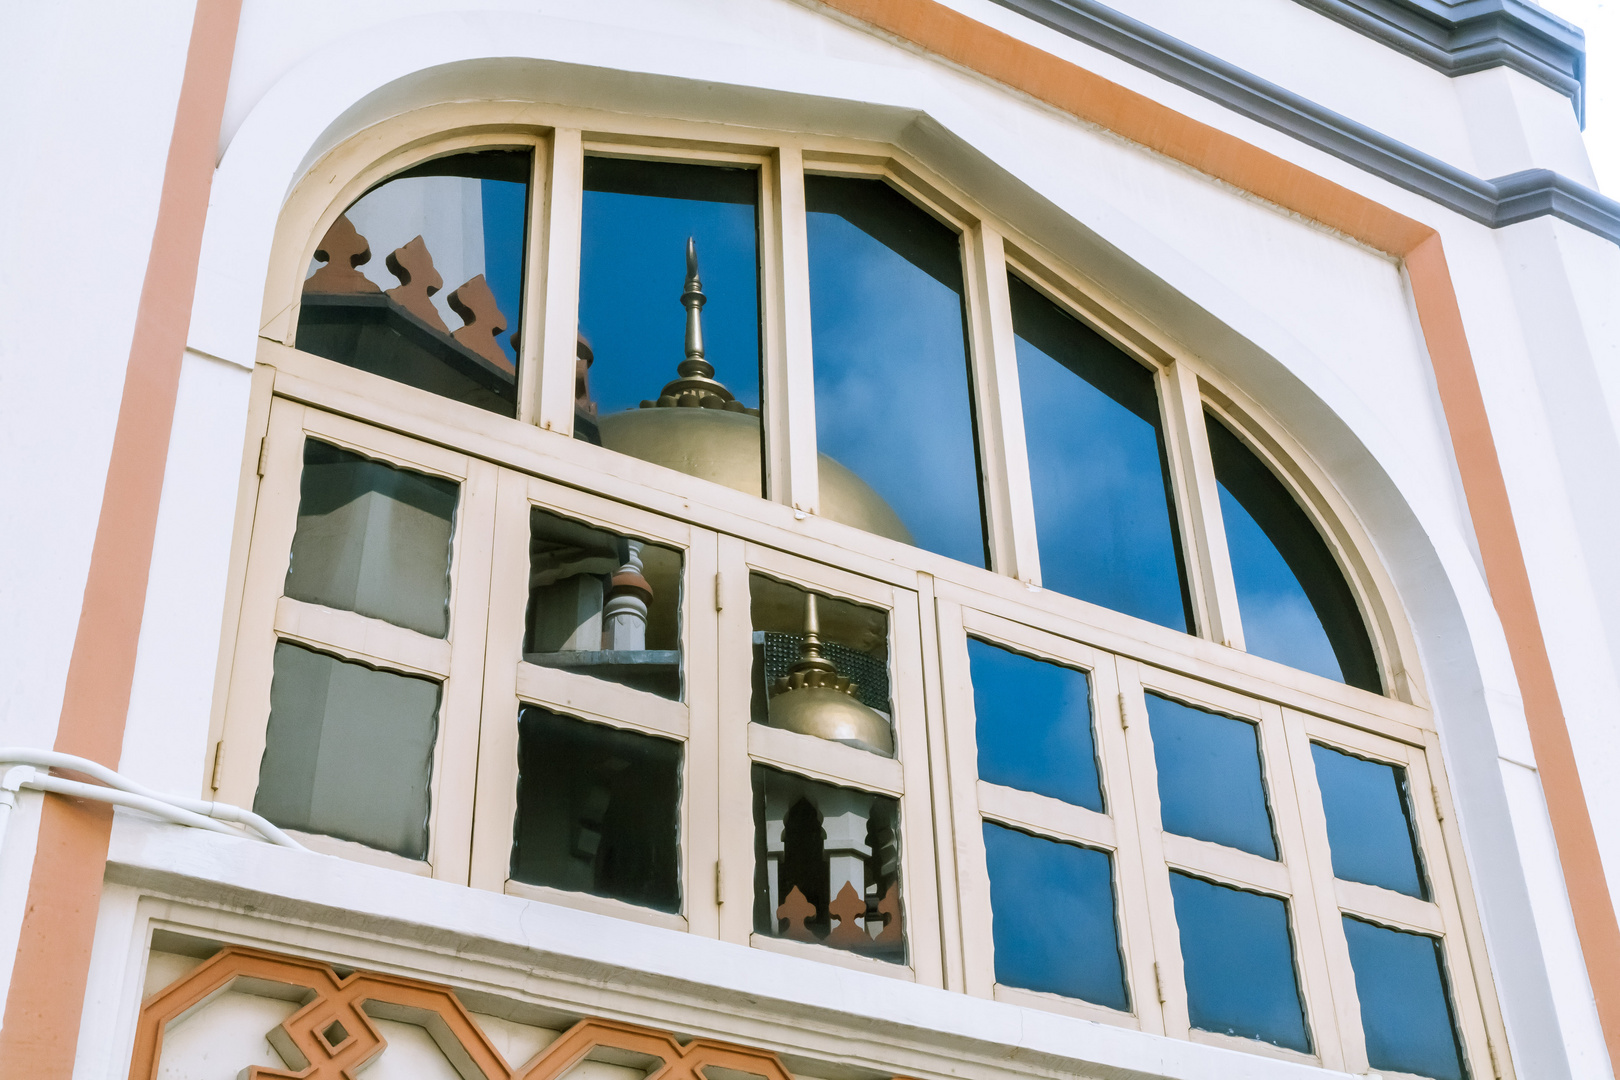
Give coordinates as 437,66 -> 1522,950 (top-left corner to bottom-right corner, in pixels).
132,946 -> 804,1080
815,0 -> 1620,1059
0,0 -> 243,1074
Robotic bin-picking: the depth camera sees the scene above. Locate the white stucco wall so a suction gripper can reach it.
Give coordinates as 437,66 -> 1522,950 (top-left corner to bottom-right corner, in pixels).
3,1 -> 1617,1078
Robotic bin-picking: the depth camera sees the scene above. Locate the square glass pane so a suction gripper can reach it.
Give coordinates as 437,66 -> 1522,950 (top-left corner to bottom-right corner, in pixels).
525,508 -> 682,700
1312,743 -> 1427,898
968,639 -> 1102,812
298,150 -> 530,416
255,642 -> 440,859
1206,413 -> 1381,692
581,157 -> 767,494
752,765 -> 904,963
983,822 -> 1127,1010
1147,693 -> 1276,858
748,573 -> 893,757
510,706 -> 682,913
285,440 -> 458,638
1009,275 -> 1192,633
1170,872 -> 1311,1053
805,174 -> 985,565
1343,917 -> 1466,1080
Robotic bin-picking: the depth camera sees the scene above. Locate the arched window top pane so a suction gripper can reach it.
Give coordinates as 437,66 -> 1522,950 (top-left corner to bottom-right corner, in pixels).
1009,276 -> 1191,632
1206,414 -> 1381,693
805,174 -> 986,566
298,149 -> 531,416
580,157 -> 761,415
579,156 -> 764,491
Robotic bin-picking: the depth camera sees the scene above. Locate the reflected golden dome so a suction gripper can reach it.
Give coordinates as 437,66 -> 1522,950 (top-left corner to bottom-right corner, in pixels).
598,409 -> 913,545
590,237 -> 913,546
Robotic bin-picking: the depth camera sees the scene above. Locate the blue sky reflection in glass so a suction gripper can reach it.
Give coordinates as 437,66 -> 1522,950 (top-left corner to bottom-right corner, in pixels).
806,175 -> 986,567
1147,692 -> 1276,859
1009,275 -> 1191,632
1205,414 -> 1380,692
1312,743 -> 1426,898
1171,873 -> 1311,1052
984,823 -> 1127,1010
1343,917 -> 1465,1080
580,158 -> 761,416
968,638 -> 1102,812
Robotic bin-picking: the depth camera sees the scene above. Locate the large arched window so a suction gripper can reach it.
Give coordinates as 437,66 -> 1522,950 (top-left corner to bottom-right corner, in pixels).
216,106 -> 1505,1080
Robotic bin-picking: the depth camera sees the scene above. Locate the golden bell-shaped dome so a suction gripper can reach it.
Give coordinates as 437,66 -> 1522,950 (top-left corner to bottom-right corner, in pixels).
767,593 -> 895,757
590,238 -> 913,546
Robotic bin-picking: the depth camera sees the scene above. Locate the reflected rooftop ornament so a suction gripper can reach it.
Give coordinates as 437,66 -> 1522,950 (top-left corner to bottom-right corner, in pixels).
641,238 -> 757,414
594,237 -> 912,544
768,593 -> 895,757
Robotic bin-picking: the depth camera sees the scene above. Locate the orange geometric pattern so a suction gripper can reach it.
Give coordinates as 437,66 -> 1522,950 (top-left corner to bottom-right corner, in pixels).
130,946 -> 799,1080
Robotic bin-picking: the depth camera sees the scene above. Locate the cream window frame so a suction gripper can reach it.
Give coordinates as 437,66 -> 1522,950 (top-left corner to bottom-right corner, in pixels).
217,400 -> 498,881
1120,660 -> 1340,1068
1285,712 -> 1501,1078
716,540 -> 943,985
936,601 -> 1161,1031
933,578 -> 1509,1076
216,98 -> 1520,1074
468,470 -> 718,935
260,106 -> 1417,712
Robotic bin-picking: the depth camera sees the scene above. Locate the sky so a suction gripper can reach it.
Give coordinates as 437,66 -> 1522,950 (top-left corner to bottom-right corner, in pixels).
1539,0 -> 1618,192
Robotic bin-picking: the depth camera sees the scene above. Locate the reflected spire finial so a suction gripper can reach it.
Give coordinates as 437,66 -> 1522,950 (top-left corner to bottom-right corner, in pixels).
640,237 -> 757,414
679,236 -> 712,380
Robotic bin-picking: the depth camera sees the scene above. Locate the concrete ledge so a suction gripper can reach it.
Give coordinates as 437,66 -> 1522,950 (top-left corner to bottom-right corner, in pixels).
107,816 -> 1356,1080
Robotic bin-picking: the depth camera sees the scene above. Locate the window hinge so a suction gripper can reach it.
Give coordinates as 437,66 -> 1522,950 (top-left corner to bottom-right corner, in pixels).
1118,692 -> 1130,729
715,572 -> 725,612
255,436 -> 267,477
1487,1037 -> 1503,1080
715,859 -> 724,904
209,740 -> 224,792
1153,961 -> 1167,1004
1432,783 -> 1445,823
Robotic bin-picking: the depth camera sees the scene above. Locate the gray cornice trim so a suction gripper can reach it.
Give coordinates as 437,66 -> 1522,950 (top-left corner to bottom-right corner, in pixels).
1493,169 -> 1620,236
985,0 -> 1620,245
1291,0 -> 1585,123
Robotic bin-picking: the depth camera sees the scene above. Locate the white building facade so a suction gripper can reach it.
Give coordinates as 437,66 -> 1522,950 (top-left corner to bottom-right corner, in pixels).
3,2 -> 1620,1079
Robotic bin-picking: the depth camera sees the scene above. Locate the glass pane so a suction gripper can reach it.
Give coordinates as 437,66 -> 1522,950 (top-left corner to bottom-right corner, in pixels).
525,508 -> 682,700
1206,414 -> 1381,692
967,638 -> 1102,812
285,440 -> 458,638
1009,276 -> 1191,632
1170,872 -> 1310,1053
298,150 -> 530,416
1147,693 -> 1276,858
581,157 -> 767,496
1343,917 -> 1466,1080
752,765 -> 904,963
983,822 -> 1127,1010
1312,744 -> 1427,898
255,642 -> 440,859
805,174 -> 984,565
748,574 -> 893,757
510,706 -> 682,913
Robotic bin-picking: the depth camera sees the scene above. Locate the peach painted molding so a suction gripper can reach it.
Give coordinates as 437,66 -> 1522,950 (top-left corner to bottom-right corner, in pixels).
131,945 -> 803,1080
0,1 -> 246,1076
810,0 -> 1620,1058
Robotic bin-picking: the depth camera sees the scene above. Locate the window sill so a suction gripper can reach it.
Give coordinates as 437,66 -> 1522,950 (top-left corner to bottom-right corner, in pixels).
504,879 -> 689,933
747,932 -> 915,981
284,829 -> 433,876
